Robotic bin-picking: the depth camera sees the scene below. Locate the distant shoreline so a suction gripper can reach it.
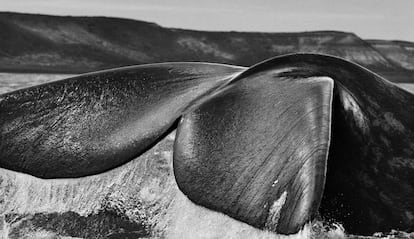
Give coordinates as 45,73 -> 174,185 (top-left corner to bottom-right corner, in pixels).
0,67 -> 99,74
1,69 -> 413,84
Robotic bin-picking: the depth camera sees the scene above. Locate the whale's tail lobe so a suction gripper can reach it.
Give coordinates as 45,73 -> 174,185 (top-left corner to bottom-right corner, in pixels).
0,63 -> 243,178
174,54 -> 414,235
173,70 -> 333,234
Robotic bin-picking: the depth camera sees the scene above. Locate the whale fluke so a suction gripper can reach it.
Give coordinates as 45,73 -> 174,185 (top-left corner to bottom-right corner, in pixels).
174,71 -> 333,234
1,54 -> 413,235
173,54 -> 414,234
0,63 -> 242,178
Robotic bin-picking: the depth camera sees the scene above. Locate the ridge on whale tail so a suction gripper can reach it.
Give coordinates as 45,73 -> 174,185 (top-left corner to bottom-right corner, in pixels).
0,54 -> 413,235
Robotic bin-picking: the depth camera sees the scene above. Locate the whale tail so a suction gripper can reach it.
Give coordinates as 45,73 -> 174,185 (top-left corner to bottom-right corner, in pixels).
0,63 -> 242,178
173,54 -> 414,235
1,54 -> 414,235
174,72 -> 333,234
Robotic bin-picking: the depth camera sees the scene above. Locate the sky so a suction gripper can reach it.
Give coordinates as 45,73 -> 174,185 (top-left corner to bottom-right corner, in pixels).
1,0 -> 414,41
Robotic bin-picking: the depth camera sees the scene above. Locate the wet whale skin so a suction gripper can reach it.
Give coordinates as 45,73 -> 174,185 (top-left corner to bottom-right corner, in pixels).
0,54 -> 413,235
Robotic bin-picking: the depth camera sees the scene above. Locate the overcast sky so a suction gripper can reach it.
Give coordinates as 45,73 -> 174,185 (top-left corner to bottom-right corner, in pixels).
1,0 -> 414,41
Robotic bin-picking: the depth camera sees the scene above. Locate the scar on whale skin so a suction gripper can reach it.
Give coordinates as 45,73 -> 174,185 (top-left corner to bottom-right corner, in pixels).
265,191 -> 288,232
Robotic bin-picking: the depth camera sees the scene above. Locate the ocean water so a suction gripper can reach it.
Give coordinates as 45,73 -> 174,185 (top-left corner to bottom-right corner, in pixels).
398,83 -> 414,94
0,73 -> 413,239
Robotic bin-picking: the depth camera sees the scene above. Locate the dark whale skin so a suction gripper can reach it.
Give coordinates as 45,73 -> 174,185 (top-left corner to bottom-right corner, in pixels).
0,54 -> 413,235
0,63 -> 242,178
173,54 -> 414,235
174,69 -> 333,234
264,54 -> 414,234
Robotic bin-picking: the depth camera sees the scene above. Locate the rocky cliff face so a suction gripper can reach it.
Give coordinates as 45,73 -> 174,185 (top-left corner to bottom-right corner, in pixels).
367,40 -> 414,70
0,12 -> 413,83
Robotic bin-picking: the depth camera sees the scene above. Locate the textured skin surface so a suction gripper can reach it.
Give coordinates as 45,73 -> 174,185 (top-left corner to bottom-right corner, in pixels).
174,54 -> 414,235
251,54 -> 414,234
0,63 -> 242,178
174,72 -> 333,234
1,54 -> 413,236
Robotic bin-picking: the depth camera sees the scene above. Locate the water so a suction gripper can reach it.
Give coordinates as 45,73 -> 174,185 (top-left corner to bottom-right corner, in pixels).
0,73 -> 72,94
398,83 -> 414,94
